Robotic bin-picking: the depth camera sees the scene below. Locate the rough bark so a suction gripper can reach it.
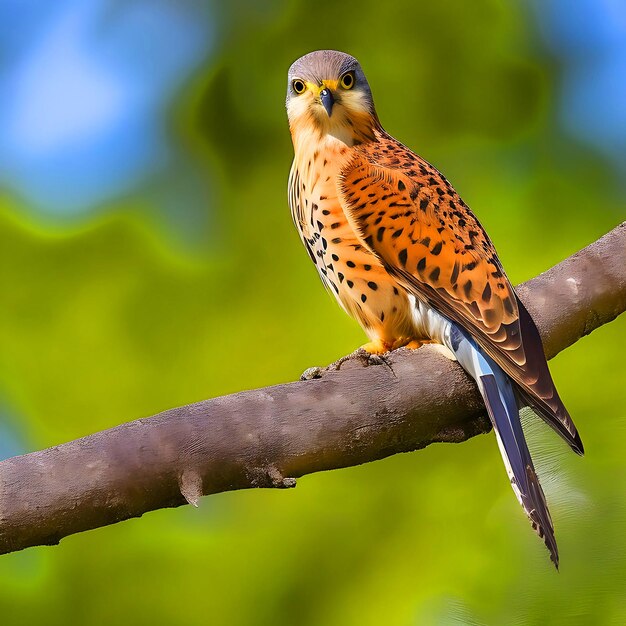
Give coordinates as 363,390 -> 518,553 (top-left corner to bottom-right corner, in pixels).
0,223 -> 624,555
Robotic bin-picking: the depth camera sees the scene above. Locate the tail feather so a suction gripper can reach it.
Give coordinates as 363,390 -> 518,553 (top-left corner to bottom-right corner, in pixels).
448,324 -> 559,568
515,299 -> 584,456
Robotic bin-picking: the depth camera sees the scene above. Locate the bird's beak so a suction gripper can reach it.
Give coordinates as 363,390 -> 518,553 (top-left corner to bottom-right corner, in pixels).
319,88 -> 335,117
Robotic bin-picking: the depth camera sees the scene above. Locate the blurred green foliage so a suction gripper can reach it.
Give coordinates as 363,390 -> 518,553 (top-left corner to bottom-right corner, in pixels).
0,1 -> 625,625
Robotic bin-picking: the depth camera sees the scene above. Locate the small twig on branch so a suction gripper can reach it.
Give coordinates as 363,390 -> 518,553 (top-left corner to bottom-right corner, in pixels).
0,223 -> 625,555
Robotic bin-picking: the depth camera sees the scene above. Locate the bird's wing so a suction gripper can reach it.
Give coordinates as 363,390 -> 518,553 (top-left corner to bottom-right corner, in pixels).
339,135 -> 582,453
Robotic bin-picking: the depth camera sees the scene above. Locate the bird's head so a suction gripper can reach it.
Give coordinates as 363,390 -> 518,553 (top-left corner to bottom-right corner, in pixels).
286,50 -> 379,147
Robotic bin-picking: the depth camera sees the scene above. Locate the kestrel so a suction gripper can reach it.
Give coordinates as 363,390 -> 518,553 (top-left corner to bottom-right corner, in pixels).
286,50 -> 583,567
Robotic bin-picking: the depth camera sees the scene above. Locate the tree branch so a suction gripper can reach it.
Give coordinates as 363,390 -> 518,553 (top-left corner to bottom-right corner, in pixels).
1,223 -> 625,555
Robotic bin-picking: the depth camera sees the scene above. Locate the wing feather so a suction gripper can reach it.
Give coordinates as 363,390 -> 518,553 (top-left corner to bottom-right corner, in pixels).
339,135 -> 582,453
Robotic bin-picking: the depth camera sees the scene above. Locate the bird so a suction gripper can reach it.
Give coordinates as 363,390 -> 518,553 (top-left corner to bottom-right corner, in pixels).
286,49 -> 583,568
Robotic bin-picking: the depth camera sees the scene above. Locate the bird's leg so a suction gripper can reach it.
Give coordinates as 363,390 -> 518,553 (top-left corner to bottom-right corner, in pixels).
305,337 -> 437,379
356,338 -> 397,375
302,344 -> 388,379
329,338 -> 396,371
399,337 -> 454,360
331,347 -> 380,370
360,338 -> 391,355
403,339 -> 436,350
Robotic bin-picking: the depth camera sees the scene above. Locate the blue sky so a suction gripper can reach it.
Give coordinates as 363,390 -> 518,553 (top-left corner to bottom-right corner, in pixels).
0,0 -> 212,215
533,0 -> 626,169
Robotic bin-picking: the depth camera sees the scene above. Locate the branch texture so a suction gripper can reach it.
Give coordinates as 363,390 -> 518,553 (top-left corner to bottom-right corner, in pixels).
0,223 -> 625,555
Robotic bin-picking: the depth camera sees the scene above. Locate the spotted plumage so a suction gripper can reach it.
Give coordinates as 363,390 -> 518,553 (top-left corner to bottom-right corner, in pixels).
286,50 -> 583,567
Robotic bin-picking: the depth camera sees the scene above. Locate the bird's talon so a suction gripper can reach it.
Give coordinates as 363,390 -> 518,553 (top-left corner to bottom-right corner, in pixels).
333,349 -> 365,370
367,354 -> 385,366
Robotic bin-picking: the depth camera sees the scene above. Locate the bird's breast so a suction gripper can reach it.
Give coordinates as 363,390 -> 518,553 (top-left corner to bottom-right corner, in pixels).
290,136 -> 415,345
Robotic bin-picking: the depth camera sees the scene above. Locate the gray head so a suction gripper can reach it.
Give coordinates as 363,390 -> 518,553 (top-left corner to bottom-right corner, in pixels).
286,50 -> 378,142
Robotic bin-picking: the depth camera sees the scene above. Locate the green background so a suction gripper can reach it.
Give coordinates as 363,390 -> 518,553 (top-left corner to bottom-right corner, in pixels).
0,1 -> 625,624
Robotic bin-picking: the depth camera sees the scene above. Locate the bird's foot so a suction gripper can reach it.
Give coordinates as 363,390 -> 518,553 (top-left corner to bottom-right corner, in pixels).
332,347 -> 372,370
300,350 -> 376,379
329,346 -> 396,375
302,338 -> 415,379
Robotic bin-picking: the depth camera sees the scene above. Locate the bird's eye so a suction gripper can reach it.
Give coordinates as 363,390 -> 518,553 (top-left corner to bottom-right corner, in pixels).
292,79 -> 306,94
340,71 -> 355,90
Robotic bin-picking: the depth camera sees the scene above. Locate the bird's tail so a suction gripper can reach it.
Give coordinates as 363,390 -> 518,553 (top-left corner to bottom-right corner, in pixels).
446,323 -> 559,568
